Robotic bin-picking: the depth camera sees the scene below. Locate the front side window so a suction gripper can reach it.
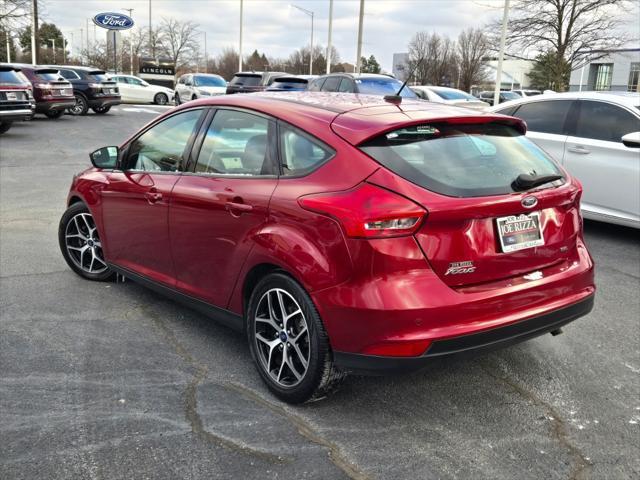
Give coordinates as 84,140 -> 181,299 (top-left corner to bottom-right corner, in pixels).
280,125 -> 334,176
126,109 -> 203,172
129,77 -> 143,86
511,100 -> 573,135
321,76 -> 341,92
575,101 -> 640,143
308,77 -> 326,92
360,122 -> 562,197
338,78 -> 354,93
195,110 -> 272,175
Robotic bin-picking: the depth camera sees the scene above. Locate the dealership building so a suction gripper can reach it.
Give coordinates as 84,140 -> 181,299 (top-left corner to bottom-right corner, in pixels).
569,48 -> 640,92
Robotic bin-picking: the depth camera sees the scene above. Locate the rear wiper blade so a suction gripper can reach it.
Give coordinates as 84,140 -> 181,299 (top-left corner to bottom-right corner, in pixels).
512,173 -> 563,191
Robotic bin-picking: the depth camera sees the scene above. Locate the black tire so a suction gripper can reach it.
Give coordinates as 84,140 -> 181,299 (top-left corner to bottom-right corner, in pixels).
92,106 -> 111,114
68,94 -> 89,115
44,109 -> 65,119
58,202 -> 114,282
0,122 -> 12,134
154,93 -> 168,105
174,93 -> 181,105
247,272 -> 345,404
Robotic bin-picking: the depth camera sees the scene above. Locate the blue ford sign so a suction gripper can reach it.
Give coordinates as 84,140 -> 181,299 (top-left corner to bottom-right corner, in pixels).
93,12 -> 134,30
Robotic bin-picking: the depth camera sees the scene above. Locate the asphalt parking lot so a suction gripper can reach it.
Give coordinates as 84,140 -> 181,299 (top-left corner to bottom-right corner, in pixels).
1,108 -> 638,480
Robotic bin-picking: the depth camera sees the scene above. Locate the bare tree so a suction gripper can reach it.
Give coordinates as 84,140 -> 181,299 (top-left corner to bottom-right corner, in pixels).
408,32 -> 459,86
157,18 -> 199,70
457,28 -> 489,91
215,47 -> 239,80
498,0 -> 631,90
287,45 -> 341,75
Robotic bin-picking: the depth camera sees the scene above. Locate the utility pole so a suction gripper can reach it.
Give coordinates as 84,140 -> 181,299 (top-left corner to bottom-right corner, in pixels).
31,0 -> 38,65
123,8 -> 134,74
80,27 -> 83,63
149,0 -> 153,58
238,0 -> 243,71
493,0 -> 510,106
326,0 -> 333,74
203,31 -> 207,73
355,0 -> 364,74
48,38 -> 55,63
63,37 -> 66,63
86,18 -> 89,56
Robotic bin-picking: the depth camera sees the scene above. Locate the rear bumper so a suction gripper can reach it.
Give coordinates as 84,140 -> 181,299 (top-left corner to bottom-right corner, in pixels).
0,107 -> 34,121
334,293 -> 594,374
35,98 -> 76,112
88,97 -> 121,108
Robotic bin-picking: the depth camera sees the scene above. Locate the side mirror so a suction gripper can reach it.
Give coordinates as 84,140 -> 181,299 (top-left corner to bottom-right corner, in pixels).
621,132 -> 640,148
90,146 -> 119,169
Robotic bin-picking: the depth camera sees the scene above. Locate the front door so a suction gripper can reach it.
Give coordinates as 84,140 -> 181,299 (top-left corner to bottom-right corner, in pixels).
101,108 -> 205,286
170,108 -> 278,307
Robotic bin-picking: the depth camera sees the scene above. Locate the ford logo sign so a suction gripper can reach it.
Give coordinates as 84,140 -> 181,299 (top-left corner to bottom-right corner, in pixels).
93,12 -> 134,30
521,196 -> 538,208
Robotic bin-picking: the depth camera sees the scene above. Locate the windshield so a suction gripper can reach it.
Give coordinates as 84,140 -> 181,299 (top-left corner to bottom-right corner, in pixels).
195,75 -> 226,87
36,71 -> 64,81
0,69 -> 26,85
501,91 -> 521,100
356,77 -> 417,98
230,74 -> 261,86
89,72 -> 111,82
432,89 -> 477,101
359,122 -> 562,197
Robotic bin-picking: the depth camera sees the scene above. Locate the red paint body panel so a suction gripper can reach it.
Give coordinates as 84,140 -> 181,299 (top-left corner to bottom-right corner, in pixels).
65,92 -> 596,361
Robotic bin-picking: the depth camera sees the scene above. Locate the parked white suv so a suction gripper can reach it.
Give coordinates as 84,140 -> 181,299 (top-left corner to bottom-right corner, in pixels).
491,91 -> 640,228
174,73 -> 226,104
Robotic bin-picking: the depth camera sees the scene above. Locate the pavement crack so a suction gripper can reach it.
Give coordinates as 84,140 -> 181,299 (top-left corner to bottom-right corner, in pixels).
141,306 -> 286,465
221,381 -> 371,480
481,365 -> 592,480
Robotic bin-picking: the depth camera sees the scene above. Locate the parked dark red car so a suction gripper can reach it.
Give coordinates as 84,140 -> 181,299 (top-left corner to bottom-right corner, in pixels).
8,64 -> 75,118
59,92 -> 595,403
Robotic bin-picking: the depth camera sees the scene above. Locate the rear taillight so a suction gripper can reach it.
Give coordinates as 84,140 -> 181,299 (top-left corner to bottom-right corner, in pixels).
298,183 -> 426,239
361,339 -> 432,357
34,83 -> 52,96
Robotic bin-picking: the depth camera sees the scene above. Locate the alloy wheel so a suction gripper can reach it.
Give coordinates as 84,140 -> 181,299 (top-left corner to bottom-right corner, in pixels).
64,212 -> 108,274
69,96 -> 86,115
254,288 -> 310,387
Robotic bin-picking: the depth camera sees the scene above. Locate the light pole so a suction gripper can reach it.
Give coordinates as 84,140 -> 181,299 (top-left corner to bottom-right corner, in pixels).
326,0 -> 333,74
238,0 -> 243,71
48,38 -> 55,63
122,8 -> 134,74
355,0 -> 364,74
148,0 -> 153,57
291,4 -> 314,75
493,0 -> 511,106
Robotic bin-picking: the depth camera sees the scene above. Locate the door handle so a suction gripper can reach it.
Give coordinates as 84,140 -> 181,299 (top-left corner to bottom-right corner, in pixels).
567,145 -> 590,154
225,201 -> 253,215
144,190 -> 163,204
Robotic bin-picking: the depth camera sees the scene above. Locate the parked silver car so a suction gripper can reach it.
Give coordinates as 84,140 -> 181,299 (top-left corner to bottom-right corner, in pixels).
491,91 -> 640,228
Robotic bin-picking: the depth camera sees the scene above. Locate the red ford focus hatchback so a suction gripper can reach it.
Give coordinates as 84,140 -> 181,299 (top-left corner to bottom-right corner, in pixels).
59,92 -> 595,403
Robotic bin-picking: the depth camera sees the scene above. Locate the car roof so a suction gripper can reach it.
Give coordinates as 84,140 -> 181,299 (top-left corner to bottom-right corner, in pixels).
46,65 -> 102,72
489,90 -> 640,110
174,91 -> 523,145
317,73 -> 396,80
413,86 -> 468,93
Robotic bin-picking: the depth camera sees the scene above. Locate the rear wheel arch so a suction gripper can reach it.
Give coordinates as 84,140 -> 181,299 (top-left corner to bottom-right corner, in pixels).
68,195 -> 84,207
242,263 -> 286,313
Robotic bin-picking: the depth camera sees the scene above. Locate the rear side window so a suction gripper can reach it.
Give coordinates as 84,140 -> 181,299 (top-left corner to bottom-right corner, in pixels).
279,125 -> 334,176
0,69 -> 25,84
321,76 -> 341,92
338,78 -> 354,93
308,77 -> 326,92
512,100 -> 573,135
575,100 -> 640,143
359,123 -> 562,197
230,74 -> 261,86
58,69 -> 79,80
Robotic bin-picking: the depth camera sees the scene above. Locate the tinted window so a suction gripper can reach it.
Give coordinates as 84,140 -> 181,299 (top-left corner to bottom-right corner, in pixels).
360,123 -> 562,197
356,78 -> 416,98
512,100 -> 573,135
58,69 -> 79,80
127,109 -> 202,172
0,69 -> 26,84
575,101 -> 640,142
128,77 -> 144,86
432,89 -> 476,100
500,91 -> 521,101
195,110 -> 271,175
338,78 -> 354,93
321,76 -> 341,92
495,105 -> 519,116
308,77 -> 326,92
229,74 -> 261,86
194,75 -> 226,87
88,71 -> 110,82
280,125 -> 334,176
35,70 -> 63,81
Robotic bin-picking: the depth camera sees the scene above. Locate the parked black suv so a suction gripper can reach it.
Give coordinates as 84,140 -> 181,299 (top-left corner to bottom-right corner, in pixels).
308,73 -> 417,98
226,71 -> 287,94
0,65 -> 35,135
48,65 -> 121,115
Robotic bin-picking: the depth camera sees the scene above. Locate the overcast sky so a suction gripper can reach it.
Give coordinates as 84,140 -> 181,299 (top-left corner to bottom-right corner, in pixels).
38,0 -> 638,71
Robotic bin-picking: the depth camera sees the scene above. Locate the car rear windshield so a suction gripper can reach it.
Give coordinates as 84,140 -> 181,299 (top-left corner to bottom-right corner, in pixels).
36,70 -> 63,81
0,69 -> 25,85
88,71 -> 111,82
356,78 -> 417,98
194,75 -> 226,87
229,74 -> 261,86
433,89 -> 477,101
359,122 -> 563,197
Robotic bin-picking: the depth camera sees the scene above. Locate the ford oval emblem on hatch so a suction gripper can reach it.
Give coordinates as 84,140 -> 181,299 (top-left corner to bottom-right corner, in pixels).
93,13 -> 134,30
521,196 -> 538,208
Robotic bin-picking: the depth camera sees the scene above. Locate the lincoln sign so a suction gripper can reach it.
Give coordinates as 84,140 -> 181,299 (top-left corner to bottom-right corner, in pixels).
92,12 -> 134,30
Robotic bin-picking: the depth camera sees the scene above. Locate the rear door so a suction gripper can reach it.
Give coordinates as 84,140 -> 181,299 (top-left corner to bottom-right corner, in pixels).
101,108 -> 205,285
506,99 -> 574,164
564,100 -> 640,222
169,108 -> 279,307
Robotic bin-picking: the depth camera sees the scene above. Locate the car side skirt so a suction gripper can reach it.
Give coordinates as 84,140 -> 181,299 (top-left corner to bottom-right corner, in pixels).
333,294 -> 594,375
108,263 -> 244,332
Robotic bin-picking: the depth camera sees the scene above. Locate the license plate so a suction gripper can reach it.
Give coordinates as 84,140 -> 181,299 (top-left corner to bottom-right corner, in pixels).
61,89 -> 72,96
496,212 -> 544,253
6,92 -> 18,100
